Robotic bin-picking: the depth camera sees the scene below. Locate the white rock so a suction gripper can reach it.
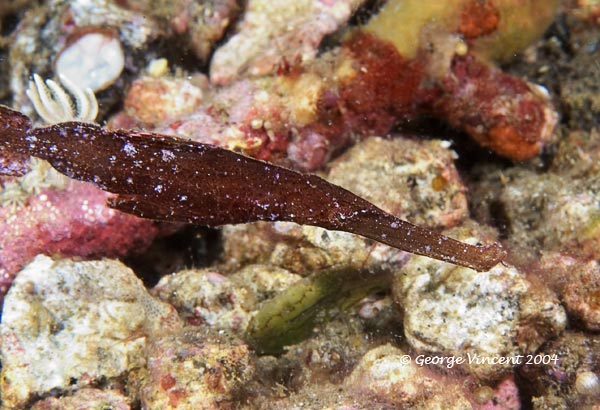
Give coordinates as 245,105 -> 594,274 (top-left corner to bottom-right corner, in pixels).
0,255 -> 181,409
393,246 -> 567,379
345,344 -> 473,408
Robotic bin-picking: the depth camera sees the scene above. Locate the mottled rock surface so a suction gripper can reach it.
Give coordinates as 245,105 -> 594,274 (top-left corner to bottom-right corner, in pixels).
520,332 -> 600,409
345,344 -> 477,409
535,252 -> 600,331
326,137 -> 468,228
30,388 -> 131,410
0,255 -> 181,409
393,225 -> 567,380
471,128 -> 600,261
345,344 -> 441,406
153,264 -> 300,332
141,330 -> 254,410
210,0 -> 365,84
123,76 -> 206,127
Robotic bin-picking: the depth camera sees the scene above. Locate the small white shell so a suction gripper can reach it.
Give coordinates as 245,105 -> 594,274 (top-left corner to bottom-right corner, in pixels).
55,31 -> 124,92
575,371 -> 600,396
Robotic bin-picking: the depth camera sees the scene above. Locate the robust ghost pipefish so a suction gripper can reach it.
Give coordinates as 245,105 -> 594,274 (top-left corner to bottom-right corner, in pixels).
0,105 -> 505,271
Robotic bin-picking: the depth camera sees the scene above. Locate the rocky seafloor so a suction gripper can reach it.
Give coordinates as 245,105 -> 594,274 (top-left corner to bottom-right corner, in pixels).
0,0 -> 599,409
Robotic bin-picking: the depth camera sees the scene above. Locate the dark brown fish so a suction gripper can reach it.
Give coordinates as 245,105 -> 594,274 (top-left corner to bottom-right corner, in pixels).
0,105 -> 505,271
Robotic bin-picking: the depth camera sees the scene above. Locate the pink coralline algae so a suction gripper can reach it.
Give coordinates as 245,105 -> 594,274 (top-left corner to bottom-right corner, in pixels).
0,181 -> 161,302
476,376 -> 520,410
